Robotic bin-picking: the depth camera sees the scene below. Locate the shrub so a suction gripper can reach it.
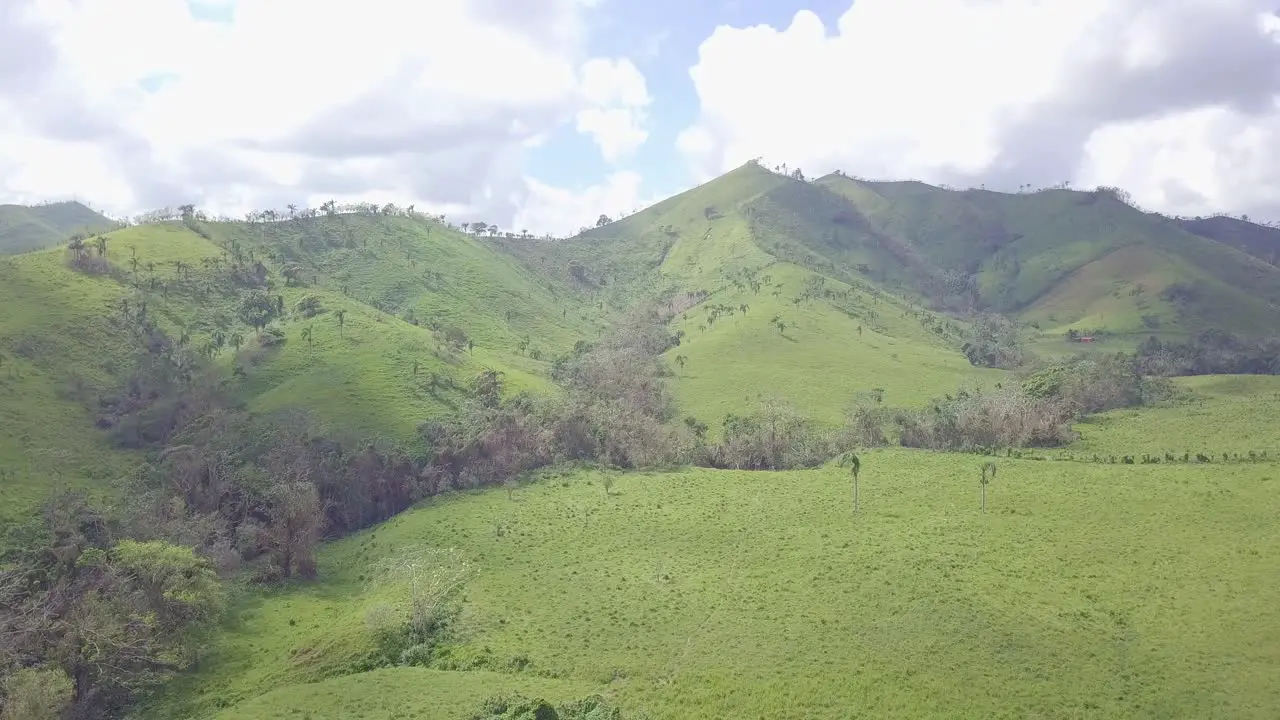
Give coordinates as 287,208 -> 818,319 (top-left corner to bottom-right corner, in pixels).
705,398 -> 843,470
294,294 -> 325,318
962,313 -> 1028,369
895,387 -> 1075,451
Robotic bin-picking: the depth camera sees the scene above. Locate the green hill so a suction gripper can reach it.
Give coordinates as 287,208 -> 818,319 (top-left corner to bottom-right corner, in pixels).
813,174 -> 1280,339
493,164 -> 1005,428
0,201 -> 114,254
0,211 -> 606,525
1177,214 -> 1280,268
6,166 -> 1280,720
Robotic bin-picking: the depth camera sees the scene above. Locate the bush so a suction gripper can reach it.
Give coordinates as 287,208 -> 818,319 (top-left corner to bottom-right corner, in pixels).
704,398 -> 843,470
469,693 -> 638,720
1137,331 -> 1280,376
294,294 -> 325,318
962,313 -> 1028,369
895,387 -> 1075,451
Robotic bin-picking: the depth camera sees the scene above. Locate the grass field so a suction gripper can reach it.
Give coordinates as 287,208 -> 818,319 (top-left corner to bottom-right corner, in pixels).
1072,375 -> 1280,458
154,380 -> 1280,719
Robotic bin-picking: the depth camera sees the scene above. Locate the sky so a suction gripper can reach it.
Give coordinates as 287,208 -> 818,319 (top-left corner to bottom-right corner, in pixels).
2,0 -> 1280,235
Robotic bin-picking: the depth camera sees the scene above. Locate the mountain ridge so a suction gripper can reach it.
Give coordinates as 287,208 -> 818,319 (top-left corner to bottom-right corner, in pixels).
0,200 -> 114,254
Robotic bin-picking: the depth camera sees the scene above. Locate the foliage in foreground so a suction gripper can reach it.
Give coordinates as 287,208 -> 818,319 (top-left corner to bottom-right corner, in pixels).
0,498 -> 225,719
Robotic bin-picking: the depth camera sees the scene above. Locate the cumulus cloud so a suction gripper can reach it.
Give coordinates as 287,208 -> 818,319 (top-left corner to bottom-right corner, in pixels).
575,57 -> 652,163
678,0 -> 1280,219
515,170 -> 654,235
0,0 -> 648,231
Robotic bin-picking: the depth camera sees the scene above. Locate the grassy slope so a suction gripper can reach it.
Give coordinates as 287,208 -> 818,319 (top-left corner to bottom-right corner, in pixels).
497,164 -> 1000,427
0,201 -> 112,255
816,175 -> 1280,340
0,250 -> 143,523
210,669 -> 596,720
667,262 -> 1001,428
158,384 -> 1280,719
0,216 -> 601,523
1178,215 -> 1280,268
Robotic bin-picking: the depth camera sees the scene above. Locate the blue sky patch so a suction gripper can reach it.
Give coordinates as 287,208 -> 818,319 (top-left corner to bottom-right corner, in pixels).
187,0 -> 235,24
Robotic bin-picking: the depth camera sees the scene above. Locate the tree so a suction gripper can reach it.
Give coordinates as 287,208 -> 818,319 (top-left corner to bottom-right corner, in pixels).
237,290 -> 278,338
838,452 -> 862,511
674,354 -> 687,370
335,309 -> 347,337
595,214 -> 612,227
262,480 -> 325,579
981,461 -> 996,513
301,325 -> 313,349
93,235 -> 108,257
229,332 -> 244,353
471,368 -> 505,408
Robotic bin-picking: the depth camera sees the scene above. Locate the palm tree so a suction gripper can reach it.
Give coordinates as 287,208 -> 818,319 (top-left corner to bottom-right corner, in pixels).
229,332 -> 245,353
301,325 -> 313,349
980,462 -> 996,513
674,354 -> 687,370
335,309 -> 346,337
839,452 -> 862,511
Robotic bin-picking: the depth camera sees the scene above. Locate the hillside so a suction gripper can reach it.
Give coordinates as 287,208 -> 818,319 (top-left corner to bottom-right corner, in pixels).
527,162 -> 1280,343
1177,214 -> 1280,268
0,201 -> 113,254
492,164 -> 1004,428
0,211 -> 606,525
812,174 -> 1280,338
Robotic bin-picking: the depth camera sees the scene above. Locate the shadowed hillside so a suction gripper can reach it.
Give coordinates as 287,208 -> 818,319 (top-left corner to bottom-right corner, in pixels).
814,173 -> 1280,337
0,201 -> 114,254
1178,214 -> 1280,268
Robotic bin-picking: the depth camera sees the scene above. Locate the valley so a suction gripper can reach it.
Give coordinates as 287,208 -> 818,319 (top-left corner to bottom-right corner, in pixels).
2,164 -> 1279,719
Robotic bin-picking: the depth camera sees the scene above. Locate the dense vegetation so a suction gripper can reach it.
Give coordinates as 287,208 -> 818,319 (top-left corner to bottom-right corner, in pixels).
2,162 -> 1280,719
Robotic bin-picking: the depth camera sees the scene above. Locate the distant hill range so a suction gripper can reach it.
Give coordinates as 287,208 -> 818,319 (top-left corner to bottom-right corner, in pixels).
0,201 -> 114,254
502,162 -> 1280,339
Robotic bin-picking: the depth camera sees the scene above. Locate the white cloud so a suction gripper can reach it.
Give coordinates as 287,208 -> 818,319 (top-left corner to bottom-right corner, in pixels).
678,0 -> 1280,219
0,0 -> 652,232
575,57 -> 651,163
516,170 -> 652,235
